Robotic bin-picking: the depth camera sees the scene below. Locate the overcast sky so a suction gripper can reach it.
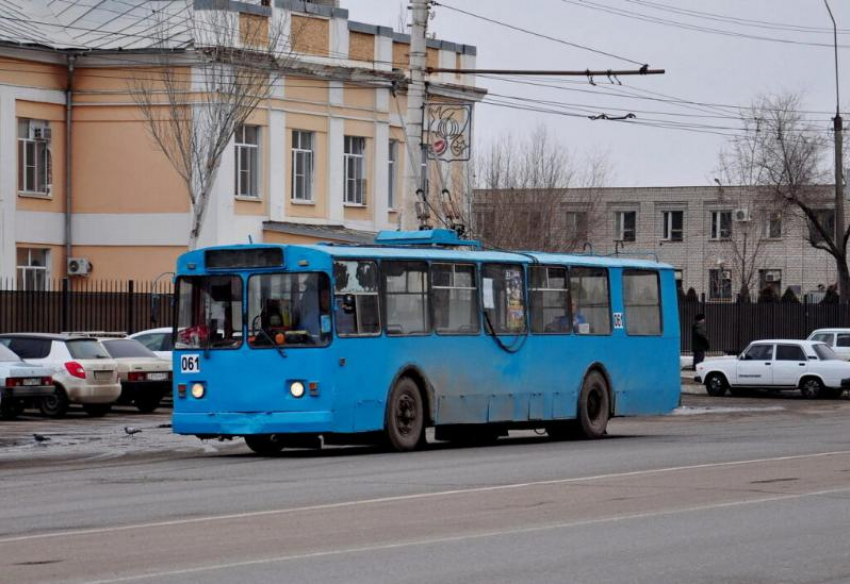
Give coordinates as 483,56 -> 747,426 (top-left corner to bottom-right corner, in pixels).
346,0 -> 850,187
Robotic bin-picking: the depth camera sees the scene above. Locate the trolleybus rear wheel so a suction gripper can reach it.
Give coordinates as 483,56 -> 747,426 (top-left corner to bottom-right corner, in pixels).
244,434 -> 286,456
384,377 -> 425,452
577,371 -> 610,439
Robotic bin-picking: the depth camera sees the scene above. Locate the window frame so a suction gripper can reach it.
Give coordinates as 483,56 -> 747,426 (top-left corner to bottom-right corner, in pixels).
569,266 -> 613,336
333,259 -> 381,338
291,130 -> 314,202
234,124 -> 260,199
565,211 -> 588,243
16,248 -> 50,291
622,269 -> 663,337
744,343 -> 774,361
174,275 -> 245,351
17,118 -> 51,196
343,136 -> 366,206
764,211 -> 783,239
662,210 -> 684,242
528,265 -> 571,336
382,260 -> 431,337
710,210 -> 733,240
776,344 -> 806,362
615,211 -> 637,242
430,262 -> 480,336
708,268 -> 733,301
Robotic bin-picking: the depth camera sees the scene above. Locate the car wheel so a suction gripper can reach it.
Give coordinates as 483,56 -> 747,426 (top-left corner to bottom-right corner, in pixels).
799,378 -> 824,399
576,371 -> 610,439
83,403 -> 112,417
384,377 -> 425,452
135,394 -> 162,414
39,388 -> 69,418
705,373 -> 728,397
244,434 -> 286,456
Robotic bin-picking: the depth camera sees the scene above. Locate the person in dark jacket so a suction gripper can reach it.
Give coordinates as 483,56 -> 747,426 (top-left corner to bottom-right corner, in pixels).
692,313 -> 710,369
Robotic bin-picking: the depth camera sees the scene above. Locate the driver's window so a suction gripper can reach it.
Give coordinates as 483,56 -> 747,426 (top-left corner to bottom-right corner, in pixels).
745,344 -> 773,360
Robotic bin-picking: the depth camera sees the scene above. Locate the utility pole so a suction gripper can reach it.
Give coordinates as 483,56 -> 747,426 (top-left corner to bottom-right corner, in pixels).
404,0 -> 430,231
825,0 -> 846,301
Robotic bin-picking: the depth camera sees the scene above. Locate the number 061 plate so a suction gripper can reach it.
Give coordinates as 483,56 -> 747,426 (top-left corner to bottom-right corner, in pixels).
180,354 -> 201,374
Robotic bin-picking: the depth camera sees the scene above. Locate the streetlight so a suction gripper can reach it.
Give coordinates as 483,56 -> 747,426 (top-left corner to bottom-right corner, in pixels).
824,1 -> 844,258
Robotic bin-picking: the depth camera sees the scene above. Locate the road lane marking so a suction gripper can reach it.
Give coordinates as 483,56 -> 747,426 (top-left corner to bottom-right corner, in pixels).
2,449 -> 850,545
82,485 -> 850,584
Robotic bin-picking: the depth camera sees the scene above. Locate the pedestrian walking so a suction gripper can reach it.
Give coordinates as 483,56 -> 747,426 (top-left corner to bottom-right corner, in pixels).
692,313 -> 709,370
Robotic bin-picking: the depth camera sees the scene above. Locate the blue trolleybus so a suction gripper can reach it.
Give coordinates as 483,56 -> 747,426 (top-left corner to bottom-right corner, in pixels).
172,230 -> 680,454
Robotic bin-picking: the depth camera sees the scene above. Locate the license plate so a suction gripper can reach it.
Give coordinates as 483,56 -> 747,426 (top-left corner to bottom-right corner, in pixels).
147,372 -> 168,381
22,378 -> 41,386
180,354 -> 200,374
94,370 -> 112,381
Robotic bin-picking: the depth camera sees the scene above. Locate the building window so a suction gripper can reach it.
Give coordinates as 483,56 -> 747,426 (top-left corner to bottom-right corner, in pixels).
388,140 -> 398,209
765,211 -> 782,239
292,130 -> 313,202
710,211 -> 732,240
344,136 -> 366,205
615,211 -> 636,242
809,209 -> 835,244
17,119 -> 51,195
565,211 -> 588,243
662,210 -> 684,242
17,248 -> 49,291
709,269 -> 732,300
759,269 -> 782,298
234,124 -> 260,198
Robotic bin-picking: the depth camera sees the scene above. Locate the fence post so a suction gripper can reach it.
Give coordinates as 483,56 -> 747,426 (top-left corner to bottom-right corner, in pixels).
127,280 -> 135,335
61,278 -> 70,333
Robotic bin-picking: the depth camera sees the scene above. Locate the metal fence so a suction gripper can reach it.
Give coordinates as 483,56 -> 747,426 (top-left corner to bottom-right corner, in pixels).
679,301 -> 850,355
0,280 -> 174,335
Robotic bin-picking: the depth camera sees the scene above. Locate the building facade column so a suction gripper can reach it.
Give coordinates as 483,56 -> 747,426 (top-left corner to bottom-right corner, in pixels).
269,108 -> 287,222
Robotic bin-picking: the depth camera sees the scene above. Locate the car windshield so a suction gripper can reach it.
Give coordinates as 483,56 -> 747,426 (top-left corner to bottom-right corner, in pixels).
247,273 -> 332,347
67,339 -> 111,359
0,344 -> 21,362
176,276 -> 244,349
813,343 -> 841,360
102,339 -> 158,359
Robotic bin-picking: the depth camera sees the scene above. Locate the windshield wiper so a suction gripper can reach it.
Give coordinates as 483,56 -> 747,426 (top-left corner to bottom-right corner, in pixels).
251,315 -> 286,359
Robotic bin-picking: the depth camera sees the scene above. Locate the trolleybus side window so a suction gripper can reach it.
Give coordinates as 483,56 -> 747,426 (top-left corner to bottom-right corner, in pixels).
175,276 -> 243,349
247,273 -> 332,347
623,269 -> 663,336
529,266 -> 571,334
569,267 -> 611,335
482,264 -> 527,335
334,260 -> 381,336
431,263 -> 479,335
383,261 -> 430,336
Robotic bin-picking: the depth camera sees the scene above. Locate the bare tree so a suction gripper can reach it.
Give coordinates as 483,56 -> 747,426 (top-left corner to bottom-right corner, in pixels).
470,126 -> 611,251
131,7 -> 294,249
719,93 -> 850,301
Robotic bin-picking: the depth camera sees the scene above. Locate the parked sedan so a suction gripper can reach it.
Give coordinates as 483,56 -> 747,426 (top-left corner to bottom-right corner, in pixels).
0,334 -> 121,417
807,329 -> 850,360
695,340 -> 850,399
0,344 -> 54,420
128,328 -> 173,361
98,338 -> 171,413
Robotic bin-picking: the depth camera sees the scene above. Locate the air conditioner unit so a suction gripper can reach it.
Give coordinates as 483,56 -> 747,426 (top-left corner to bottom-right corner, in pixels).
28,121 -> 51,142
733,208 -> 750,222
67,257 -> 91,277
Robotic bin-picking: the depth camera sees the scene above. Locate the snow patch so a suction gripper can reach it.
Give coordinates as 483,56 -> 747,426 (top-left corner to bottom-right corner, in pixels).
673,405 -> 785,416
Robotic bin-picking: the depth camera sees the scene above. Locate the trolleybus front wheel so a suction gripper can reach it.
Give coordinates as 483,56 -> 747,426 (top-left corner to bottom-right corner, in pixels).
244,434 -> 286,456
576,371 -> 610,439
384,377 -> 425,452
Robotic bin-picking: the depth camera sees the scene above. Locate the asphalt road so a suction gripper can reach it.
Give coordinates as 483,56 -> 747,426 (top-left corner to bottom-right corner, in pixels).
1,393 -> 849,584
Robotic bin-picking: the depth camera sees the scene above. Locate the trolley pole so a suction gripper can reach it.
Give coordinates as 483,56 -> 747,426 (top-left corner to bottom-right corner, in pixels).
404,0 -> 430,230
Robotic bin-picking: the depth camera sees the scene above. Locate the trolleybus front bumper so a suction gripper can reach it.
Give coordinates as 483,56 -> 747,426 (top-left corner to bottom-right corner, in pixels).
173,411 -> 334,436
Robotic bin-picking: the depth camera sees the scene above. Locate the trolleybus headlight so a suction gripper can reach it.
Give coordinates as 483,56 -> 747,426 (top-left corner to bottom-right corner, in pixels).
191,383 -> 206,399
290,381 -> 305,398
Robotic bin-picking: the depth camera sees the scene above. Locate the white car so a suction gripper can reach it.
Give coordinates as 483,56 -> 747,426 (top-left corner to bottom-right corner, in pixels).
807,329 -> 850,361
695,339 -> 850,399
0,344 -> 55,420
0,334 -> 121,417
98,338 -> 171,413
128,328 -> 173,361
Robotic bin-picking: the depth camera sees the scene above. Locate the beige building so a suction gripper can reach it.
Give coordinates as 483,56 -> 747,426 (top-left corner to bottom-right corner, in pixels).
474,185 -> 847,301
0,0 -> 482,287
